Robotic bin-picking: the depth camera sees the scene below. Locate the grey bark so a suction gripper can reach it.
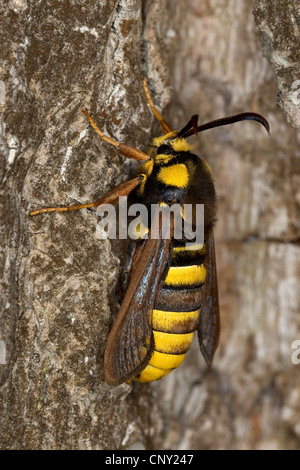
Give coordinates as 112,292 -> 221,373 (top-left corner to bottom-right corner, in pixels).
1,0 -> 300,450
254,0 -> 300,129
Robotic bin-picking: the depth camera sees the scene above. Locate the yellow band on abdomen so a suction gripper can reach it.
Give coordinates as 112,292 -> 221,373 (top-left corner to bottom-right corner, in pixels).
136,364 -> 171,383
149,350 -> 186,369
135,331 -> 194,382
153,330 -> 194,354
152,309 -> 199,333
164,264 -> 206,287
135,314 -> 196,382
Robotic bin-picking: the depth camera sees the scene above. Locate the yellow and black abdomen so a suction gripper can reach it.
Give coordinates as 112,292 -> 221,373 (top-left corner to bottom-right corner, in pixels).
136,243 -> 206,382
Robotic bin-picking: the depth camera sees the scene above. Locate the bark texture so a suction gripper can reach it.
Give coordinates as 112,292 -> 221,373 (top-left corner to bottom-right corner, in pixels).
254,0 -> 300,129
0,0 -> 299,450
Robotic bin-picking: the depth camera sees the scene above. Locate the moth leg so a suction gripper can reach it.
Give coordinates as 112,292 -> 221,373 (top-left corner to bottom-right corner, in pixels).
143,77 -> 173,134
82,109 -> 150,162
29,174 -> 146,216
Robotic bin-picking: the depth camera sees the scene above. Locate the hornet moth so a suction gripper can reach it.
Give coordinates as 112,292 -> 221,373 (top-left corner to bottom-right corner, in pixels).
30,79 -> 270,386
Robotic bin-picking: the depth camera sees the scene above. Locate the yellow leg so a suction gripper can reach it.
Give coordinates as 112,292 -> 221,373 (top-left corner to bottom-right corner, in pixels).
29,175 -> 145,216
82,109 -> 150,162
143,78 -> 173,134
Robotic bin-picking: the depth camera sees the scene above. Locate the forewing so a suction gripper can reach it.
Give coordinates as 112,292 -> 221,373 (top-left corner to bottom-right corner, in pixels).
198,230 -> 220,366
104,209 -> 174,385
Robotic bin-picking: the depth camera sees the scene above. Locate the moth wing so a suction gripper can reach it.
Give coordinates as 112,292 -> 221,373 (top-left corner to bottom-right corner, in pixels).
197,229 -> 220,366
103,209 -> 174,386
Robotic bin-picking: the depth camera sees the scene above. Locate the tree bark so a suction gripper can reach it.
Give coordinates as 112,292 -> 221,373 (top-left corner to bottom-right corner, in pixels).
254,0 -> 300,129
1,0 -> 299,450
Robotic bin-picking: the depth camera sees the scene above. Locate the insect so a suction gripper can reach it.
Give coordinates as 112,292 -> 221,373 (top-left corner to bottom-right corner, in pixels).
30,79 -> 270,386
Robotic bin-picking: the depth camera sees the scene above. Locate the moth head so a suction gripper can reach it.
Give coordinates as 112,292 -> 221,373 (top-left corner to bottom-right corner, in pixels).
152,131 -> 192,164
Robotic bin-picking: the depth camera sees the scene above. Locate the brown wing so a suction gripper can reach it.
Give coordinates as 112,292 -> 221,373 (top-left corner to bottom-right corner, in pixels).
104,209 -> 174,386
197,229 -> 220,366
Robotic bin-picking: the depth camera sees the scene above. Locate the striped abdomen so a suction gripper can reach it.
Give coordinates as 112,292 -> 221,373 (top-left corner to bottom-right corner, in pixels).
135,243 -> 206,382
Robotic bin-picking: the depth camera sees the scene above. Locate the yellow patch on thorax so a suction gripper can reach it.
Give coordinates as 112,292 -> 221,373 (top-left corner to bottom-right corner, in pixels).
157,163 -> 189,188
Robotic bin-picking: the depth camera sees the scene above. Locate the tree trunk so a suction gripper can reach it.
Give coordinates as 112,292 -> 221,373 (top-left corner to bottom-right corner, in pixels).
1,0 -> 299,450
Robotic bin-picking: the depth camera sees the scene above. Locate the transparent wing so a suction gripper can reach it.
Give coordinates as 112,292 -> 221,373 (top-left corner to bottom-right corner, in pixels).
197,230 -> 220,366
104,209 -> 174,385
